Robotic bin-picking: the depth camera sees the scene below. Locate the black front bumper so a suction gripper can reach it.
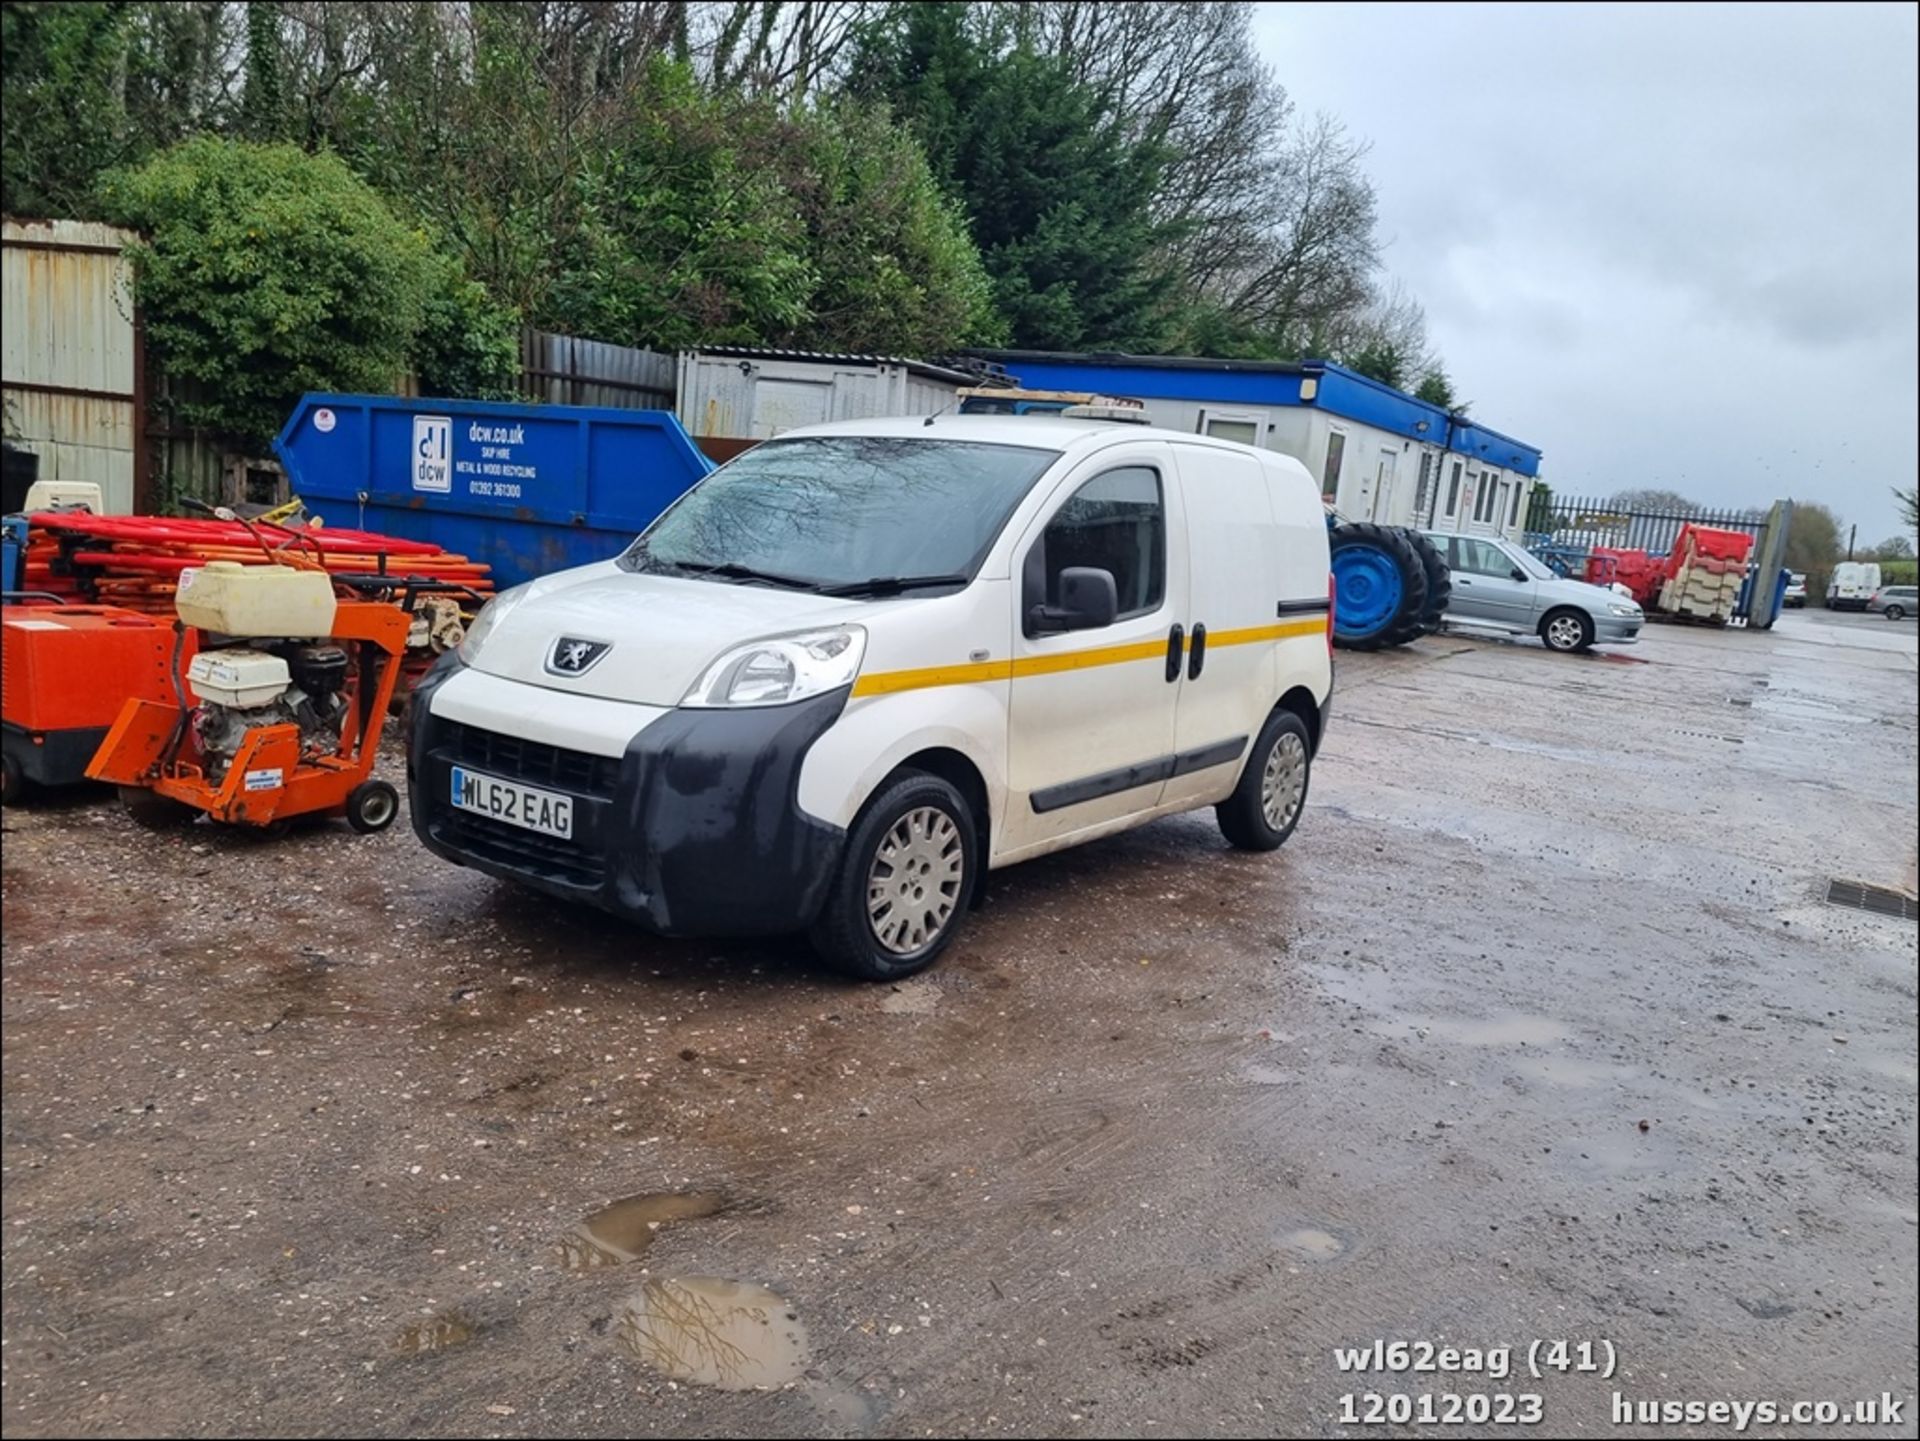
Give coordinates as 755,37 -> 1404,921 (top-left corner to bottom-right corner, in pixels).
407,654 -> 847,937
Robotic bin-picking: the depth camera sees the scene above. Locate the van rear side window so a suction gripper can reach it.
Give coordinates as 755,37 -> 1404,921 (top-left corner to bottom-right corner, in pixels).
1038,466 -> 1166,617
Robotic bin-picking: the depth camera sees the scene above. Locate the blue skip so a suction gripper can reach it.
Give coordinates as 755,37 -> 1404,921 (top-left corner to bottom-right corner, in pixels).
275,394 -> 714,589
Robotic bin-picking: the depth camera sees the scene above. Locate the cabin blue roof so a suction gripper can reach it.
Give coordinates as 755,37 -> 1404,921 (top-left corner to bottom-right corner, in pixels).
966,350 -> 1542,479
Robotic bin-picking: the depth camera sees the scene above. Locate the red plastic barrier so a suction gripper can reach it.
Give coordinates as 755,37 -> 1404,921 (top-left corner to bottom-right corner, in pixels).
1665,524 -> 1753,580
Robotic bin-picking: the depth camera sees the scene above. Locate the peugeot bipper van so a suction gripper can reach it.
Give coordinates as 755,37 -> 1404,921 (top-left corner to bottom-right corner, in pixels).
408,416 -> 1333,980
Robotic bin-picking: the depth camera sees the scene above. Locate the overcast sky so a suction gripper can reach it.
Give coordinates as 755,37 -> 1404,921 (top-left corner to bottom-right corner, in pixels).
1253,2 -> 1919,541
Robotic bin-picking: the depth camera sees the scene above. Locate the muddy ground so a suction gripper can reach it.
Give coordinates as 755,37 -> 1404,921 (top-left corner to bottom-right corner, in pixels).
3,609 -> 1916,1438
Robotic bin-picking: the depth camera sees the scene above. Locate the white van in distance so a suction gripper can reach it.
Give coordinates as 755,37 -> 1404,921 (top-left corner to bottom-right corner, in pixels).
1827,561 -> 1883,611
408,416 -> 1334,979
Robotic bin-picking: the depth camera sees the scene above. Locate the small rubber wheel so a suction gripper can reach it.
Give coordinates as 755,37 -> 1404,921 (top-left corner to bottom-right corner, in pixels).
1217,709 -> 1313,851
1541,608 -> 1595,653
346,778 -> 400,834
810,770 -> 974,982
1,750 -> 25,806
119,785 -> 196,830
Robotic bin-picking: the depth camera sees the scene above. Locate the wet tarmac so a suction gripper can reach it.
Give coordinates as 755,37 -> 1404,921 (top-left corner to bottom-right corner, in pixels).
3,607 -> 1915,1436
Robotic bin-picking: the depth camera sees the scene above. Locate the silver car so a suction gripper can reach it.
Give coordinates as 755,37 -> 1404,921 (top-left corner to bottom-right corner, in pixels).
1423,532 -> 1644,653
1868,585 -> 1917,621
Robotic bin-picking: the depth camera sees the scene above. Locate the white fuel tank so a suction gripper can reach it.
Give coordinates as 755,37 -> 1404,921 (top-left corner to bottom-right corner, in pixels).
176,562 -> 336,637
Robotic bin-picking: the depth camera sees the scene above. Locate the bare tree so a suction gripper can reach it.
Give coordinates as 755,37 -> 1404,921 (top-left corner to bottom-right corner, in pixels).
690,1 -> 873,97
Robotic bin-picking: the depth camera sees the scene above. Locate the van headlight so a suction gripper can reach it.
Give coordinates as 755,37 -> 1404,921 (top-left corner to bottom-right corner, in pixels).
683,626 -> 867,708
457,583 -> 531,664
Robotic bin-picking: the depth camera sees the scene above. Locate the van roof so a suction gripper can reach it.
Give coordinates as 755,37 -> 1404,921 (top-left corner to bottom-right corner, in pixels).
777,413 -> 1264,455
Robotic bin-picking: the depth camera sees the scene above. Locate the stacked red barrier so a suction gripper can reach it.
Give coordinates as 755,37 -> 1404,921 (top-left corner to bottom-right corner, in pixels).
1588,547 -> 1664,605
1655,525 -> 1753,623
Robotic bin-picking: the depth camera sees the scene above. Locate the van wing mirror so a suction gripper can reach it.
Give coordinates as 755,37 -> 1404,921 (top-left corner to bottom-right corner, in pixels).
1027,566 -> 1120,634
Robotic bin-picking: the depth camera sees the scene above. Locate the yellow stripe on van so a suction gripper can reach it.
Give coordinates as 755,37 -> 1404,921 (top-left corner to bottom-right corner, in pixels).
1207,618 -> 1329,647
849,616 -> 1327,697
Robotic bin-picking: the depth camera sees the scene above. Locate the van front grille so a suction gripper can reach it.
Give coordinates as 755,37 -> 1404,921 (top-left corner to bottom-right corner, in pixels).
436,719 -> 621,798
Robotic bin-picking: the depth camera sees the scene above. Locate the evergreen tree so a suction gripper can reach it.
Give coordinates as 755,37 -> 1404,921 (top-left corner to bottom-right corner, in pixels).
852,3 -> 1173,350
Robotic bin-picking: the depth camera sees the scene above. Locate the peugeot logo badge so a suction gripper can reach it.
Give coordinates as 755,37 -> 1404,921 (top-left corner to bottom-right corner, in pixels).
547,636 -> 610,676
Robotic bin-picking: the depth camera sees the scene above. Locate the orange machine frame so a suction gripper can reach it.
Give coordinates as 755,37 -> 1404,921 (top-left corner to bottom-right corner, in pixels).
87,600 -> 411,827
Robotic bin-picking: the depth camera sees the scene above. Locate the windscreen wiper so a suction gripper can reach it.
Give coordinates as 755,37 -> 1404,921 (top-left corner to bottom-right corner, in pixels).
818,573 -> 971,598
671,560 -> 825,590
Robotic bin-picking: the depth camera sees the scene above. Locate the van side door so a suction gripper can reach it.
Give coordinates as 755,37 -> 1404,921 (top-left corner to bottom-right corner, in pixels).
1159,445 -> 1284,808
1000,443 -> 1190,854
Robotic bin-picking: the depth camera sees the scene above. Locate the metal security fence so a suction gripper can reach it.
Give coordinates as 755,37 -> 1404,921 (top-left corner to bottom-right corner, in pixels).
1526,492 -> 1767,554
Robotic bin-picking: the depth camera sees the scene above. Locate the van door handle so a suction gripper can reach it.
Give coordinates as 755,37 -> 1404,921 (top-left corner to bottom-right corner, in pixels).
1165,624 -> 1184,683
1187,623 -> 1207,680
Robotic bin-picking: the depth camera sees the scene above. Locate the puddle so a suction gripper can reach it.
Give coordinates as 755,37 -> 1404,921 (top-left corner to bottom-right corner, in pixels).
394,1311 -> 475,1354
560,1191 -> 727,1270
1278,1227 -> 1347,1261
1564,1127 -> 1678,1178
1852,1049 -> 1920,1087
616,1277 -> 809,1390
1512,1055 -> 1634,1087
1371,1014 -> 1572,1047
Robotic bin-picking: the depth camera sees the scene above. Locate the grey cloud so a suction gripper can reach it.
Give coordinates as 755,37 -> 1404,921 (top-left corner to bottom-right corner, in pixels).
1254,1 -> 1917,534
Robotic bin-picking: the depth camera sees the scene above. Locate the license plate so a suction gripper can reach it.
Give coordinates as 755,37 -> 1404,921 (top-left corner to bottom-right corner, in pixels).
449,765 -> 573,840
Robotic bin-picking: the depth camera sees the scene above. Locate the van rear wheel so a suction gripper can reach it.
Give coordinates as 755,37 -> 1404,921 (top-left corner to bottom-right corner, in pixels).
810,770 -> 975,982
1217,709 -> 1313,851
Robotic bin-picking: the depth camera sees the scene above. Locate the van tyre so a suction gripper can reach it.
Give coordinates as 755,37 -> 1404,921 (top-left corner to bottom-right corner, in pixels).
811,770 -> 975,982
1218,709 -> 1313,851
346,778 -> 400,834
1541,608 -> 1594,653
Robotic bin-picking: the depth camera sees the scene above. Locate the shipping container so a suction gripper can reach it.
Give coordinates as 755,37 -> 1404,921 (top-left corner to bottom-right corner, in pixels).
676,347 -> 973,460
275,394 -> 713,589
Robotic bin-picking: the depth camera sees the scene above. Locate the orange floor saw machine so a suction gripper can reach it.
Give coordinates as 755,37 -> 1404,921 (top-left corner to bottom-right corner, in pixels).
86,506 -> 465,834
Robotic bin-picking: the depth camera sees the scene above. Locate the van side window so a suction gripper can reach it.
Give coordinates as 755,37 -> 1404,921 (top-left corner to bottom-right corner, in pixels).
1038,466 -> 1166,619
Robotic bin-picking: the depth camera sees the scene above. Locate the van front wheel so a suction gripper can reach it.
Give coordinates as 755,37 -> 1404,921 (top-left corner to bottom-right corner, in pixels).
1217,710 -> 1313,851
811,770 -> 975,981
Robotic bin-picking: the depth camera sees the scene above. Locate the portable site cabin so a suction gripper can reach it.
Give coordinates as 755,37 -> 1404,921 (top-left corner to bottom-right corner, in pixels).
967,351 -> 1544,541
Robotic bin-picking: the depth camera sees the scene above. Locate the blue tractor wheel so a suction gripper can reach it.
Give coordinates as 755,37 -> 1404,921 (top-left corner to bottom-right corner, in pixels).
1329,522 -> 1431,650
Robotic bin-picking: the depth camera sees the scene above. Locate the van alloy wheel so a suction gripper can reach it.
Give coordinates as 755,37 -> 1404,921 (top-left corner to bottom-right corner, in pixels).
867,806 -> 965,955
1260,731 -> 1308,832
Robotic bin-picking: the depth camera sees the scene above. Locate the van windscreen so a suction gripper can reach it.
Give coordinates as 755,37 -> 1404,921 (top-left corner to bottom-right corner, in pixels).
624,436 -> 1059,592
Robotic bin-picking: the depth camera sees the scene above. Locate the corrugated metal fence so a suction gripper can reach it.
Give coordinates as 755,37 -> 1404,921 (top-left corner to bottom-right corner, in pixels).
1527,492 -> 1767,554
1,218 -> 145,513
518,328 -> 674,409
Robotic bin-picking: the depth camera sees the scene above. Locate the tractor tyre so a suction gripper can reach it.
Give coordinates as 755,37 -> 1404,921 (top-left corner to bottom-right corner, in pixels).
1329,523 -> 1430,651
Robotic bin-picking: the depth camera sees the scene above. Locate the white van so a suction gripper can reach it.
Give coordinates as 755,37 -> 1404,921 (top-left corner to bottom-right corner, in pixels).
1827,561 -> 1882,611
408,416 -> 1333,979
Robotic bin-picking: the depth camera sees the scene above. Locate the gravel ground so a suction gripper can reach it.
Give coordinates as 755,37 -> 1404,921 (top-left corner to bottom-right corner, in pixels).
3,608 -> 1915,1438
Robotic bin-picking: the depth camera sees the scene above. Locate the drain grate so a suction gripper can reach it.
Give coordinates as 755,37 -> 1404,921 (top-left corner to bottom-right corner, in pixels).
1824,879 -> 1919,922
